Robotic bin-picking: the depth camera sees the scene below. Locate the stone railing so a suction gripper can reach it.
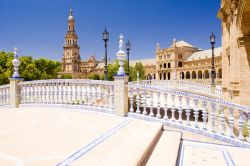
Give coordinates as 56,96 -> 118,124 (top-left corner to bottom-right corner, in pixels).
0,84 -> 10,106
140,80 -> 223,98
18,79 -> 115,113
128,83 -> 250,147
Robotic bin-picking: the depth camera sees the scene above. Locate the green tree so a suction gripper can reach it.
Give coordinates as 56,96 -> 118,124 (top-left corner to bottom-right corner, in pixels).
0,51 -> 62,85
60,74 -> 73,79
88,73 -> 101,80
130,62 -> 146,81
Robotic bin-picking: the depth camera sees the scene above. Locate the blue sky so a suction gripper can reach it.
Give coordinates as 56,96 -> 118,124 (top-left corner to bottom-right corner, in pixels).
0,0 -> 221,61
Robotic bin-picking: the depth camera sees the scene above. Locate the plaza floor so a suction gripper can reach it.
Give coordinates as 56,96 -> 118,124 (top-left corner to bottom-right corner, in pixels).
0,107 -> 249,166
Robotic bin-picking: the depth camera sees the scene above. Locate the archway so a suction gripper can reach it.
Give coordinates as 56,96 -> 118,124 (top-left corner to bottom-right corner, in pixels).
198,70 -> 202,79
168,63 -> 171,68
168,72 -> 171,80
204,70 -> 209,79
192,71 -> 196,79
163,72 -> 166,80
178,61 -> 183,67
180,72 -> 185,79
218,68 -> 222,78
160,73 -> 162,80
186,71 -> 190,79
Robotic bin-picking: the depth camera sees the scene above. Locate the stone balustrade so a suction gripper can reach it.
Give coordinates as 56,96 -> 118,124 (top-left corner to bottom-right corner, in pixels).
0,84 -> 10,106
140,80 -> 223,98
17,79 -> 115,112
128,82 -> 250,147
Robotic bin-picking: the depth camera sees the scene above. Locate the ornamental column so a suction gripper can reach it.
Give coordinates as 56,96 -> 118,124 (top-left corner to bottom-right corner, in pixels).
114,34 -> 129,116
9,48 -> 23,108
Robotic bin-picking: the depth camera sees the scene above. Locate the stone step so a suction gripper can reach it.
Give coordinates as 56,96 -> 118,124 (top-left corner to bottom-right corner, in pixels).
145,131 -> 182,166
71,119 -> 163,166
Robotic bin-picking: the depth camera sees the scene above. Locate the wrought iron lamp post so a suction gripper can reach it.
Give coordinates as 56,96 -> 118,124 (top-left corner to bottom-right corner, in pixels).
103,27 -> 109,80
126,40 -> 131,77
210,32 -> 216,87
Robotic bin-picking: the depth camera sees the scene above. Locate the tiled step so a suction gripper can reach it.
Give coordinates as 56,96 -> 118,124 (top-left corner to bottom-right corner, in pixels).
71,119 -> 163,166
146,131 -> 182,166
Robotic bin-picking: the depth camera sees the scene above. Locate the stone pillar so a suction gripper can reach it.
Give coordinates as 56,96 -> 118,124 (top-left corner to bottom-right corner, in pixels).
114,75 -> 129,116
9,78 -> 23,108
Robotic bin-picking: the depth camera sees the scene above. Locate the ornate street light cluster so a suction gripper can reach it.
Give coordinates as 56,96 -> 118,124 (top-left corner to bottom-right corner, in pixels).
210,32 -> 216,87
102,28 -> 131,80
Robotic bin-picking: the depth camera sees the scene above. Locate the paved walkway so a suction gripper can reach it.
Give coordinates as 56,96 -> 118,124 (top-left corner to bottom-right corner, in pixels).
0,107 -> 162,166
0,107 -> 249,166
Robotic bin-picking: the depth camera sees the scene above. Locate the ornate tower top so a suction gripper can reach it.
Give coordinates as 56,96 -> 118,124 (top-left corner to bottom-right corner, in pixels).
68,9 -> 74,21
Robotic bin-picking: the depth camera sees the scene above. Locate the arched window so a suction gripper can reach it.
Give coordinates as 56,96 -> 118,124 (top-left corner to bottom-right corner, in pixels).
164,73 -> 166,80
198,70 -> 202,79
192,71 -> 196,79
168,72 -> 171,80
178,61 -> 183,67
164,63 -> 166,68
160,73 -> 162,80
186,71 -> 190,79
168,63 -> 171,68
180,72 -> 184,79
218,68 -> 222,78
204,70 -> 209,79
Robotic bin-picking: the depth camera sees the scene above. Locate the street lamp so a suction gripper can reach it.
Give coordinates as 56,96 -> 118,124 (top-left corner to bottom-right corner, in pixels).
126,40 -> 131,76
103,27 -> 109,80
210,32 -> 216,87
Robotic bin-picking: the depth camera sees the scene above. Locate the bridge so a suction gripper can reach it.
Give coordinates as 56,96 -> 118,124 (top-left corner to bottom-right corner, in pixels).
0,78 -> 250,166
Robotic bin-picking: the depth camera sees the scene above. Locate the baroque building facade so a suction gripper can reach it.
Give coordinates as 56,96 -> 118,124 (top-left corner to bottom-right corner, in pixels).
218,0 -> 250,106
58,9 -> 104,79
149,40 -> 222,84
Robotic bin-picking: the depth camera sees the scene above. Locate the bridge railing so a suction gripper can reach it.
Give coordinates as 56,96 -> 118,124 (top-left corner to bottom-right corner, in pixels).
140,80 -> 223,98
0,84 -> 10,106
18,79 -> 115,112
128,82 -> 250,147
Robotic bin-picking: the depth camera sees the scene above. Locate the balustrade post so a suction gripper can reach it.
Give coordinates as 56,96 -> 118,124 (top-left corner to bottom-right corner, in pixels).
171,94 -> 176,121
93,85 -> 98,107
210,102 -> 216,132
105,85 -> 109,109
228,108 -> 235,138
219,105 -> 226,135
136,87 -> 141,114
56,82 -> 60,104
156,92 -> 161,118
9,78 -> 23,108
149,91 -> 154,116
163,93 -> 168,120
110,85 -> 114,110
202,100 -> 208,130
185,97 -> 191,126
84,83 -> 88,106
89,84 -> 93,106
129,88 -> 134,112
247,112 -> 250,143
178,95 -> 183,123
50,83 -> 54,104
142,89 -> 147,115
114,76 -> 129,116
79,83 -> 83,105
193,99 -> 199,128
238,110 -> 244,141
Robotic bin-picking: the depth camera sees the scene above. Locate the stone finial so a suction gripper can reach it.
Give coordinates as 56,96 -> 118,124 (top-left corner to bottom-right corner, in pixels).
173,38 -> 177,47
156,43 -> 160,51
116,34 -> 126,76
12,47 -> 21,78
